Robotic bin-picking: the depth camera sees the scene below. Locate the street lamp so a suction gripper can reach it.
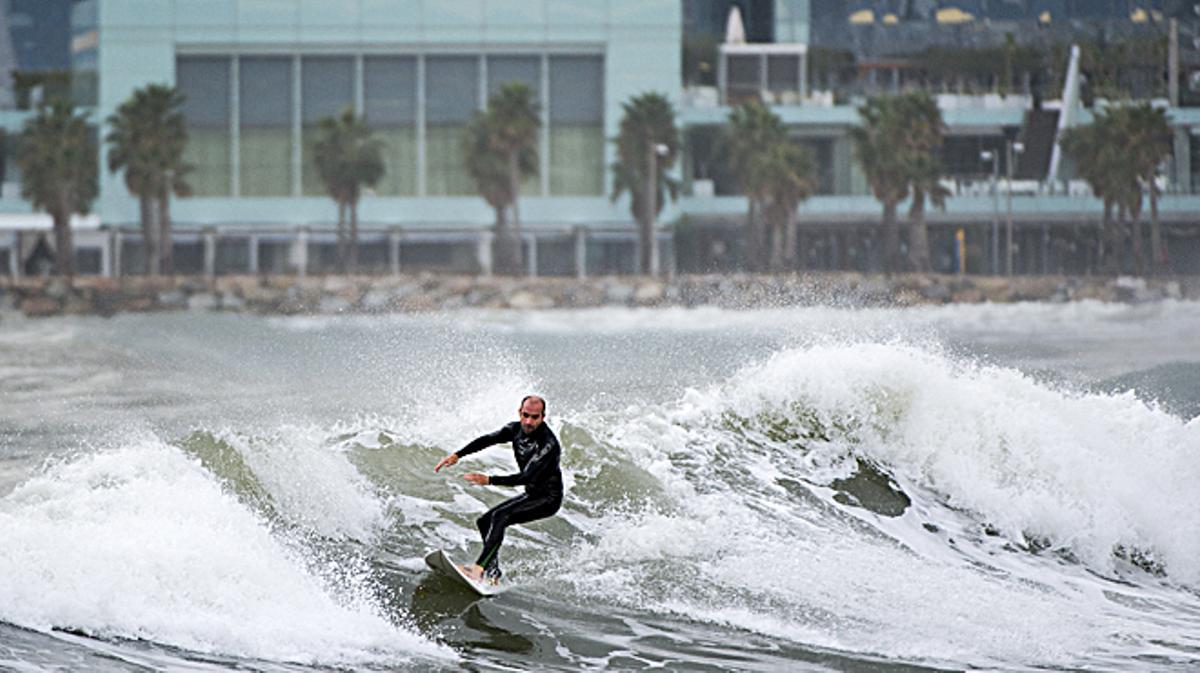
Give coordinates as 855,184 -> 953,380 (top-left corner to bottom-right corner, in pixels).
980,149 -> 1000,274
645,142 -> 670,276
1005,140 -> 1024,276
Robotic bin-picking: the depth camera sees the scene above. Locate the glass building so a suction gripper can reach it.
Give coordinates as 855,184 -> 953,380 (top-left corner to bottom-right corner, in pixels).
3,0 -> 1200,278
43,0 -> 678,276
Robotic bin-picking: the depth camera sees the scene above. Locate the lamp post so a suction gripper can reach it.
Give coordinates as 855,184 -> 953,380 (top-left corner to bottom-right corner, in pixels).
980,149 -> 1000,274
645,142 -> 670,276
1005,140 -> 1024,276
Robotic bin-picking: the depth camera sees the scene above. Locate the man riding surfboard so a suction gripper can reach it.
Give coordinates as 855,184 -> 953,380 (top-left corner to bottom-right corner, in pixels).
434,395 -> 563,583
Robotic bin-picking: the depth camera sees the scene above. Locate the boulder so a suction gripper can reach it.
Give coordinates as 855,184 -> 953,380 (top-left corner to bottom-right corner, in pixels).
219,292 -> 245,311
507,289 -> 554,310
188,293 -> 219,311
605,283 -> 635,304
20,296 -> 60,317
633,281 -> 665,304
318,295 -> 353,313
157,290 -> 187,309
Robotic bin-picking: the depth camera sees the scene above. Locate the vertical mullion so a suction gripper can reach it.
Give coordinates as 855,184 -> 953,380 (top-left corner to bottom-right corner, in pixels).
478,53 -> 487,110
416,54 -> 426,197
354,54 -> 364,115
292,54 -> 302,197
540,53 -> 550,197
231,55 -> 240,197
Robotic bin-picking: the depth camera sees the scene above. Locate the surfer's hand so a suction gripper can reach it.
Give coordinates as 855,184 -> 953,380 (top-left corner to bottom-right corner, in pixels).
435,453 -> 458,472
464,472 -> 490,486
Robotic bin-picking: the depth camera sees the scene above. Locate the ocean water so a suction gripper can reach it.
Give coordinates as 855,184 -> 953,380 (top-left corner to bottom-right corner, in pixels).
0,301 -> 1198,671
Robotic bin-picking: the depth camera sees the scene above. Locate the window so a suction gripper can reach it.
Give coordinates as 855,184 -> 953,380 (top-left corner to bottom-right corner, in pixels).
487,55 -> 542,195
425,56 -> 478,196
364,56 -> 417,196
301,56 -> 354,195
549,55 -> 603,195
240,57 -> 293,196
177,56 -> 231,196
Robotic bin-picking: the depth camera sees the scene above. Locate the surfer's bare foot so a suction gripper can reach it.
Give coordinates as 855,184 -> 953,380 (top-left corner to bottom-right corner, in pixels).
459,564 -> 485,581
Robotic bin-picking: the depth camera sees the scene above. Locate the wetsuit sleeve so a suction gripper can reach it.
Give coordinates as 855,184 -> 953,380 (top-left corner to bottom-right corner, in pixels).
489,437 -> 560,488
455,422 -> 518,458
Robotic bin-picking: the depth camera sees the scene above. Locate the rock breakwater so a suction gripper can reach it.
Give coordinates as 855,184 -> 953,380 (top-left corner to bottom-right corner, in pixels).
1,273 -> 1197,318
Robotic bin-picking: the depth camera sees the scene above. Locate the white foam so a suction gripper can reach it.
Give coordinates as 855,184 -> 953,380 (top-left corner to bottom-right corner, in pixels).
210,425 -> 388,542
687,342 -> 1200,583
557,340 -> 1200,666
0,441 -> 451,665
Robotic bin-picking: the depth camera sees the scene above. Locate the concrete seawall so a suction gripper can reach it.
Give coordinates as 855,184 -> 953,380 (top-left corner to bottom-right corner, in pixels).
2,273 -> 1198,318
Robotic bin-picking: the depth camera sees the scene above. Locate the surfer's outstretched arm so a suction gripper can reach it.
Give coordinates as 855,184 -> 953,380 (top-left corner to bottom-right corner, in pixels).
434,423 -> 518,472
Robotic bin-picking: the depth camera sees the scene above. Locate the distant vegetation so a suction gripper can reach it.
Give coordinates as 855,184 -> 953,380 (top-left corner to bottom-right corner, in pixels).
9,74 -> 1184,280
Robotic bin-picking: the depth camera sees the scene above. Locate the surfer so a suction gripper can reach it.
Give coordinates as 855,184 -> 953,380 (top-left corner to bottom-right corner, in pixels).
434,395 -> 563,583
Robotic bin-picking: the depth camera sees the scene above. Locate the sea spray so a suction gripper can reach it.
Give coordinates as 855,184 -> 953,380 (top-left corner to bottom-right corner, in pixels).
0,439 -> 450,665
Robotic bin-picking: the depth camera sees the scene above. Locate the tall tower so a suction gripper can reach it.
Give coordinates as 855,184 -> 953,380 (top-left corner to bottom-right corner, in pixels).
775,0 -> 810,43
0,7 -> 18,108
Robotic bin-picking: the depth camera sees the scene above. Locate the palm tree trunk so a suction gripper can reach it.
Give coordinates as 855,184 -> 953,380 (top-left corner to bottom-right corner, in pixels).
907,191 -> 931,272
882,200 -> 899,274
755,202 -> 770,273
158,187 -> 173,276
641,143 -> 657,275
767,207 -> 784,272
508,150 -> 524,274
1104,201 -> 1123,275
336,200 -> 347,273
1129,196 -> 1145,276
349,198 -> 359,274
493,204 -> 518,275
1148,170 -> 1165,275
784,206 -> 798,269
140,195 -> 158,276
1099,199 -> 1113,275
52,203 -> 74,280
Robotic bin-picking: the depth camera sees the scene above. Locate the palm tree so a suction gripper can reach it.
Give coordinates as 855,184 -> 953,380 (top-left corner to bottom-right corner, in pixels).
463,106 -> 537,275
853,93 -> 948,273
106,84 -> 191,275
1118,104 -> 1172,275
463,84 -> 539,275
612,92 -> 679,275
14,100 -> 97,279
1062,107 -> 1151,275
488,83 -> 539,273
897,94 -> 948,273
312,107 -> 385,273
725,100 -> 786,271
851,97 -> 910,273
760,141 -> 818,271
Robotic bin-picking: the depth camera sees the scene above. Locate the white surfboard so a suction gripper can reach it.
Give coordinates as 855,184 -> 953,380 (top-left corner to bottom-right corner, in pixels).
423,549 -> 502,597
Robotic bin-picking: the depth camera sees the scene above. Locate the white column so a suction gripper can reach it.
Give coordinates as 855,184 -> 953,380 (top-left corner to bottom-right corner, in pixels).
477,231 -> 494,277
248,235 -> 260,274
574,225 -> 587,279
7,232 -> 18,279
203,229 -> 217,279
112,230 -> 123,277
526,235 -> 538,277
99,229 -> 113,278
389,229 -> 402,276
294,228 -> 309,277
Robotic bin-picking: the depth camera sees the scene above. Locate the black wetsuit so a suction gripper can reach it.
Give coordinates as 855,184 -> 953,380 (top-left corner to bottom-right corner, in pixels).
455,421 -> 563,580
